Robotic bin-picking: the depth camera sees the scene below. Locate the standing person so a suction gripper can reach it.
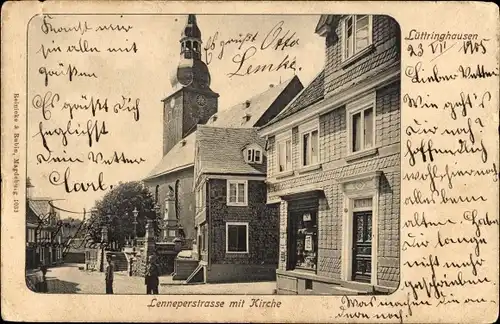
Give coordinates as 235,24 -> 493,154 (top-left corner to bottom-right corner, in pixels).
39,262 -> 48,293
105,254 -> 115,294
145,255 -> 159,295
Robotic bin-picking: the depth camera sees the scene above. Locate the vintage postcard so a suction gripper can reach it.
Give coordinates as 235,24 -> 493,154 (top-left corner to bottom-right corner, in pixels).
1,0 -> 499,322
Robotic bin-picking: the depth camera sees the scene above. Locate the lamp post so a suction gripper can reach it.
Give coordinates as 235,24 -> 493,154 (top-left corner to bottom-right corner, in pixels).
153,204 -> 161,240
132,207 -> 139,244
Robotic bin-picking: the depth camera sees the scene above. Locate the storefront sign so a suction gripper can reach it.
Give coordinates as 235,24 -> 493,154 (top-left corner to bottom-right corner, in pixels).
305,235 -> 313,251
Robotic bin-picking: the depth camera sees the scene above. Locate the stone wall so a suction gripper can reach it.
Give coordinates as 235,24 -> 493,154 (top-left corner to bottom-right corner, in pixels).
85,247 -> 103,272
131,253 -> 147,277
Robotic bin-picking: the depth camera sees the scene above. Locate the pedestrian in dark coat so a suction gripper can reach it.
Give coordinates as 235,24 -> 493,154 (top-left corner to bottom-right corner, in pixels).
105,255 -> 115,294
145,255 -> 159,295
39,262 -> 48,293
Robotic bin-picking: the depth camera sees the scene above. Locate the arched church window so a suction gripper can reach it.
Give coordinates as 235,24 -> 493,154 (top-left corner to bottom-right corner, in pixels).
193,41 -> 199,52
175,180 -> 181,219
186,41 -> 192,50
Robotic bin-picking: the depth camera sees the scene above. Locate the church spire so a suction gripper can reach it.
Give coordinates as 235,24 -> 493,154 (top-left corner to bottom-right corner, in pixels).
180,14 -> 202,60
170,14 -> 212,89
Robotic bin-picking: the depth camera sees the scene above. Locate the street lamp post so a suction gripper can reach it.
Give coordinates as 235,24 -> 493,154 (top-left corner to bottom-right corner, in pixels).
132,207 -> 139,244
153,204 -> 161,240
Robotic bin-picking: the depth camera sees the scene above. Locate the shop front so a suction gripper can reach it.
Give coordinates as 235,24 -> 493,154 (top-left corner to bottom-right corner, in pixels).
286,197 -> 319,273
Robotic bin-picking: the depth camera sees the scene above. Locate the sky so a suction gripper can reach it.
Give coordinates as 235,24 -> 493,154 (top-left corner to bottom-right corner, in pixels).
27,14 -> 325,219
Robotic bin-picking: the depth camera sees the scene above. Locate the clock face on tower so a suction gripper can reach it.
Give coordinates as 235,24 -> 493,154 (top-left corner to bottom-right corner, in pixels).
196,95 -> 207,107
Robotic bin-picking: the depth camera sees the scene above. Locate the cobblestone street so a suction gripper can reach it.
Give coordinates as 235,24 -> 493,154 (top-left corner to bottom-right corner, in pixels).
41,264 -> 276,295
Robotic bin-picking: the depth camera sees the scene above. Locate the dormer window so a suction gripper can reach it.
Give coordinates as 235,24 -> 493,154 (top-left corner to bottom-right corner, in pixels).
342,15 -> 372,61
243,143 -> 264,164
246,148 -> 262,164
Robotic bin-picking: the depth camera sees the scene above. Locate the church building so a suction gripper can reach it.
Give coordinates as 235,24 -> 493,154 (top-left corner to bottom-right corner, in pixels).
143,14 -> 304,271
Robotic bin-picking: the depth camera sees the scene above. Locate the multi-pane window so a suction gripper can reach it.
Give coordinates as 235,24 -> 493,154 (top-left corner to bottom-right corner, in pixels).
302,129 -> 319,166
246,148 -> 262,163
227,180 -> 247,206
226,222 -> 248,253
277,137 -> 292,172
343,15 -> 372,60
351,106 -> 374,153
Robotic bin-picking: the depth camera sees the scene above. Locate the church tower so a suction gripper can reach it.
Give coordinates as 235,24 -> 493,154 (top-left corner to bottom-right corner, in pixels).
162,14 -> 219,156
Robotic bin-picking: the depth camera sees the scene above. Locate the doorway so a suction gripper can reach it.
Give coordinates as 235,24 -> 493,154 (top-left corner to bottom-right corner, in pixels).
352,210 -> 372,283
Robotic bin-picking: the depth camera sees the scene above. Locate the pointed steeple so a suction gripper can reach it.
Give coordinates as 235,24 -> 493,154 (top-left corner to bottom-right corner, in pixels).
171,14 -> 211,88
180,14 -> 202,60
182,14 -> 201,39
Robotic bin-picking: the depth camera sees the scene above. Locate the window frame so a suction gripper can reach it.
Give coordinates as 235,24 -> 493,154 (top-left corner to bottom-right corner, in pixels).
226,180 -> 248,207
288,211 -> 318,272
246,148 -> 263,164
225,222 -> 249,254
276,131 -> 293,174
299,120 -> 320,168
346,92 -> 376,155
342,15 -> 373,62
196,183 -> 205,210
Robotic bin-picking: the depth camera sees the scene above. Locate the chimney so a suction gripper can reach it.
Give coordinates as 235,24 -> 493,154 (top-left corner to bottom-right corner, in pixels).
269,84 -> 274,88
245,100 -> 251,108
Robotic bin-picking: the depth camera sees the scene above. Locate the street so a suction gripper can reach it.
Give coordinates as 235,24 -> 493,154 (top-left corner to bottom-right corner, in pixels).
41,264 -> 277,295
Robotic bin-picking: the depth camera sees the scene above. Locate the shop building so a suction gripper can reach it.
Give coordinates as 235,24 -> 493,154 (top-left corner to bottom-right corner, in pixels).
259,14 -> 401,294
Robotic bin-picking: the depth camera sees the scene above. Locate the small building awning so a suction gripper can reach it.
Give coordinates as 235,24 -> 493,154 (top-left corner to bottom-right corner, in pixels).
278,187 -> 324,201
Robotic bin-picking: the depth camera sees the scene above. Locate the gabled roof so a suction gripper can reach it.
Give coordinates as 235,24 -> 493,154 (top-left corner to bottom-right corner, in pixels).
145,132 -> 197,180
29,198 -> 52,219
315,15 -> 342,36
27,198 -> 57,225
264,70 -> 325,127
195,125 -> 266,176
145,77 -> 301,180
206,77 -> 298,128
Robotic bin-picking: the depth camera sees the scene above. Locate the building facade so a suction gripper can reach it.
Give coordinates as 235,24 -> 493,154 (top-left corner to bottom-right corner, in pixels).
193,126 -> 279,282
26,196 -> 64,270
144,14 -> 303,250
260,14 -> 401,294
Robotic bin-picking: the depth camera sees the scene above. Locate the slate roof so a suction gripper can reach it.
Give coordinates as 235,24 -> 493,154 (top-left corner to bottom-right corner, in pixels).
29,198 -> 52,219
145,77 -> 299,180
145,132 -> 197,180
265,70 -> 325,126
206,77 -> 297,128
196,125 -> 266,176
27,198 -> 57,225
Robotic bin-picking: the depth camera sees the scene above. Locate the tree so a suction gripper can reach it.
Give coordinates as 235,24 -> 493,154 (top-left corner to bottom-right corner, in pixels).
88,181 -> 158,249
